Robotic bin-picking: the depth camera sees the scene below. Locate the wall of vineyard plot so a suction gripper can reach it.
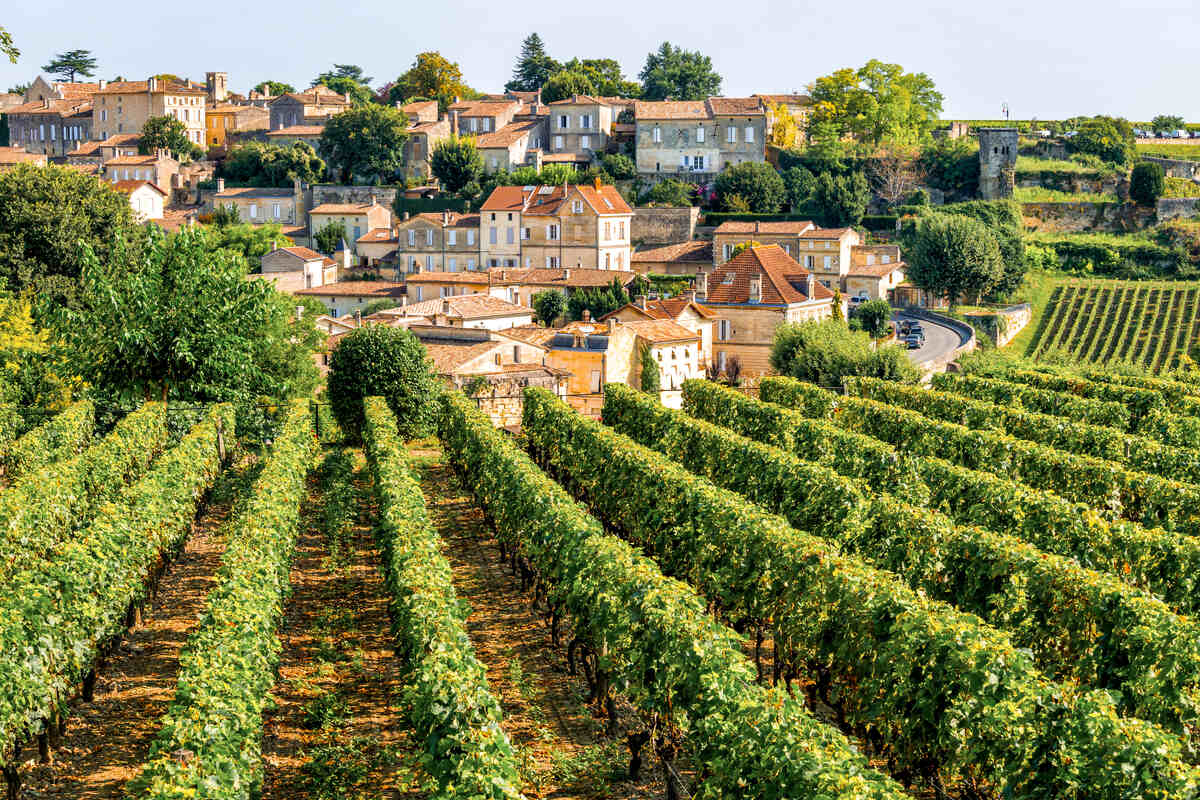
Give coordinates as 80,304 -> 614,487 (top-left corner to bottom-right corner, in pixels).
1028,279 -> 1200,372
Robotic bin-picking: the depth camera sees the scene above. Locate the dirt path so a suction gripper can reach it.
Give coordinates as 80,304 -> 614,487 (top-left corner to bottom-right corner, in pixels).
407,443 -> 665,800
259,451 -> 427,800
21,461 -> 249,800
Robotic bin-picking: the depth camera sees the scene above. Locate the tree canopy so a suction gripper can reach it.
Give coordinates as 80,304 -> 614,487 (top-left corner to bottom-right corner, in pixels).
558,58 -> 640,98
540,70 -> 595,104
1151,115 -> 1186,134
431,134 -> 483,196
0,164 -> 144,306
811,172 -> 869,227
1,26 -> 18,64
640,178 -> 694,207
808,60 -> 943,146
327,325 -> 442,440
638,42 -> 721,101
314,221 -> 347,254
389,52 -> 474,112
319,105 -> 409,184
221,141 -> 325,187
904,212 -> 1004,309
140,115 -> 199,160
312,64 -> 374,106
532,290 -> 566,326
253,80 -> 294,96
1068,115 -> 1136,166
769,319 -> 918,387
506,33 -> 559,93
714,162 -> 786,213
52,227 -> 320,405
1130,162 -> 1166,206
41,49 -> 97,81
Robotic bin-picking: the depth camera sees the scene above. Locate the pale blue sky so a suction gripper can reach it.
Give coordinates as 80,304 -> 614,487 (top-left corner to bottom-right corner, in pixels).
3,0 -> 1197,121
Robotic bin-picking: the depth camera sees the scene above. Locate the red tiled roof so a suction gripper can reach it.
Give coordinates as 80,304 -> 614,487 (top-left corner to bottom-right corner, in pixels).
397,211 -> 478,228
847,261 -> 905,278
707,97 -> 766,116
403,293 -> 532,320
754,94 -> 812,106
98,79 -> 205,96
714,220 -> 815,235
357,227 -> 398,244
546,95 -> 603,106
619,319 -> 699,343
489,267 -> 638,288
104,154 -> 162,166
277,246 -> 326,261
634,100 -> 708,120
704,245 -> 833,305
49,81 -> 100,100
276,88 -> 349,105
575,183 -> 632,215
0,147 -> 47,165
403,272 -> 491,285
266,125 -> 324,136
310,202 -> 382,214
631,240 -> 712,263
295,281 -> 406,298
476,120 -> 541,148
6,98 -> 91,115
601,298 -> 716,322
111,179 -> 166,196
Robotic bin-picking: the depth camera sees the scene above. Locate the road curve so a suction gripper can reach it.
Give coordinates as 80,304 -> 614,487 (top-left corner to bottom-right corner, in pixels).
893,312 -> 963,365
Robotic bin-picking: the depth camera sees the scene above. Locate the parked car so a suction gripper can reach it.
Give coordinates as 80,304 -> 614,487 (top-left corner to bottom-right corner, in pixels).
898,319 -> 911,335
907,322 -> 925,338
905,333 -> 924,349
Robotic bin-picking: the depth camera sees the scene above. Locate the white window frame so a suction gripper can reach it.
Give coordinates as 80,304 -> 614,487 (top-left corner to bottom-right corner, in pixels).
273,203 -> 281,219
408,229 -> 415,246
448,230 -> 457,245
581,135 -> 590,150
467,230 -> 476,245
727,126 -> 736,143
718,320 -> 730,341
696,125 -> 705,143
547,224 -> 560,241
572,200 -> 583,213
581,114 -> 592,129
489,227 -> 498,244
652,125 -> 661,143
249,204 -> 258,219
426,229 -> 434,246
744,126 -> 754,143
553,135 -> 563,150
558,114 -> 569,130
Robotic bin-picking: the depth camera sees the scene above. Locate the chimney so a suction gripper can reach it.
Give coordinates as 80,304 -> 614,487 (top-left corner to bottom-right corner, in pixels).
403,211 -> 410,221
442,299 -> 451,314
98,79 -> 107,91
216,177 -> 225,192
271,240 -> 278,251
806,272 -> 814,299
563,268 -> 571,280
637,295 -> 648,310
354,309 -> 362,327
442,209 -> 450,226
593,176 -> 603,190
695,271 -> 707,300
749,273 -> 762,304
581,308 -> 591,323
148,76 -> 158,92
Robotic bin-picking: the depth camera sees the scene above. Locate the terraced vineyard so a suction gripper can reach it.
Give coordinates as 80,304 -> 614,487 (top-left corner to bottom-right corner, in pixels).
1027,278 -> 1200,371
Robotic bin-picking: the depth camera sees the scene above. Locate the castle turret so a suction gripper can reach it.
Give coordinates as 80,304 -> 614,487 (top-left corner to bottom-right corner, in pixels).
978,127 -> 1019,200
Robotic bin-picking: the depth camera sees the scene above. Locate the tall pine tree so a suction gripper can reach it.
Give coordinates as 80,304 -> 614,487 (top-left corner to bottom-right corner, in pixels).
505,33 -> 559,93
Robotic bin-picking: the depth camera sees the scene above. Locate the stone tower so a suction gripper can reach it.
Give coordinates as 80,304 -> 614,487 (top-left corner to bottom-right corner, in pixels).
977,127 -> 1019,199
205,71 -> 229,104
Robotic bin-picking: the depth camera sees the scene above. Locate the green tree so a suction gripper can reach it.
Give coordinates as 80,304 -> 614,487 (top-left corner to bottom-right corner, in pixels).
1,26 -> 18,64
41,49 -> 97,82
923,200 -> 1026,298
0,296 -> 72,417
540,70 -> 595,104
319,105 -> 409,184
206,222 -> 292,261
905,213 -> 1003,309
638,42 -> 722,101
209,204 -> 240,227
808,60 -> 942,145
714,162 -> 786,212
918,137 -> 979,197
641,178 -> 694,207
639,343 -> 661,394
601,153 -> 635,179
0,164 -> 143,305
769,319 -> 918,387
811,172 -> 869,227
506,33 -> 559,93
140,115 -> 197,160
1069,116 -> 1136,166
52,227 -> 320,405
253,80 -> 294,96
221,141 -> 325,187
532,290 -> 566,326
783,165 -> 816,211
314,221 -> 347,254
855,299 -> 891,338
1151,115 -> 1186,134
557,58 -> 641,97
1131,162 -> 1166,205
431,134 -> 483,196
327,325 -> 442,439
389,52 -> 474,112
363,298 -> 400,315
805,120 -> 846,172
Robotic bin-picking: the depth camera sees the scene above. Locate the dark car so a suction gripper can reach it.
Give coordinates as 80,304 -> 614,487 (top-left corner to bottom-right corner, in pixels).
907,322 -> 925,337
898,319 -> 912,335
905,332 -> 925,349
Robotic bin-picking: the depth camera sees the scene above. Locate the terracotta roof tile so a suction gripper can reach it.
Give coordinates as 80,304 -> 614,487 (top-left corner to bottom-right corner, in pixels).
295,280 -> 406,298
619,319 -> 700,343
846,261 -> 905,278
631,240 -> 712,263
714,220 -> 815,235
707,97 -> 766,116
402,293 -> 532,320
600,298 -> 717,322
489,267 -> 637,288
98,79 -> 205,95
310,202 -> 382,214
403,272 -> 492,285
277,246 -> 326,261
476,120 -> 541,148
111,179 -> 165,195
266,125 -> 325,136
754,94 -> 812,106
104,154 -> 162,166
0,147 -> 47,164
704,245 -> 833,305
634,100 -> 709,120
7,98 -> 91,115
546,95 -> 603,105
215,186 -> 294,198
357,227 -> 398,244
276,88 -> 350,105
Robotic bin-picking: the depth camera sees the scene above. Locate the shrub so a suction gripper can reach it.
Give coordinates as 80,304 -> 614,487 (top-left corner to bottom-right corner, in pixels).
327,325 -> 442,439
601,152 -> 635,180
1131,162 -> 1166,205
639,343 -> 660,394
769,319 -> 918,387
713,162 -> 786,213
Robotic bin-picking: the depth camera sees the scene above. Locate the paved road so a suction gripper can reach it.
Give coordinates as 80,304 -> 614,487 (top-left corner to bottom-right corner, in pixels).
892,312 -> 962,365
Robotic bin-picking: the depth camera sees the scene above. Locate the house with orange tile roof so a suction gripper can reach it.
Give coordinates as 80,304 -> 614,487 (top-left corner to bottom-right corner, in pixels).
103,151 -> 179,193
478,181 -> 633,271
0,146 -> 48,170
393,210 -> 481,275
546,95 -> 614,164
844,244 -> 907,302
66,133 -> 141,164
213,178 -> 306,227
697,244 -> 836,376
633,98 -> 767,181
268,87 -> 349,131
387,293 -> 533,331
295,280 -> 406,318
713,220 -> 861,291
630,240 -> 713,276
260,243 -> 338,289
600,294 -> 716,365
308,198 -> 392,258
111,179 -> 166,221
5,97 -> 92,156
93,77 -> 208,146
477,120 -> 545,173
447,99 -> 523,136
23,77 -> 100,104
402,116 -> 451,183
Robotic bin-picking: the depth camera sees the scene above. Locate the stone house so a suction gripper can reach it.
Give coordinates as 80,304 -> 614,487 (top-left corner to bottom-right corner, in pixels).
393,211 -> 481,275
403,117 -> 450,183
355,227 -> 399,267
205,103 -> 268,152
4,98 -> 92,156
447,99 -> 522,136
479,182 -> 633,270
93,78 -> 208,146
600,295 -> 716,366
393,293 -> 534,330
103,151 -> 179,193
700,244 -> 836,376
844,244 -> 906,301
0,146 -> 48,170
212,179 -> 306,227
630,240 -> 712,276
260,244 -> 338,288
400,100 -> 439,123
633,98 -> 767,181
308,199 -> 392,253
295,280 -> 406,318
487,266 -> 640,308
269,87 -> 349,131
22,77 -> 98,103
113,179 -> 166,221
66,133 -> 140,165
713,220 -> 860,292
546,95 -> 613,163
403,272 -> 492,302
477,121 -> 543,173
619,318 -> 702,407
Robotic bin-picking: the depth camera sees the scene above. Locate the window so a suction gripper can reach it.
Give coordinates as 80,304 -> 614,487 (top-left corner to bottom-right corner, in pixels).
408,230 -> 415,246
101,110 -> 107,122
604,222 -> 611,239
744,126 -> 754,143
581,135 -> 590,150
513,345 -> 520,364
448,230 -> 457,245
469,118 -> 478,132
866,254 -> 875,265
415,287 -> 423,301
882,254 -> 891,264
426,254 -> 433,270
521,227 -> 530,240
590,370 -> 602,393
448,258 -> 457,272
604,252 -> 611,268
572,200 -> 583,213
489,227 -> 498,244
694,155 -> 705,170
823,256 -> 832,270
652,125 -> 661,143
490,157 -> 498,169
483,118 -> 492,132
696,125 -> 705,143
553,135 -> 563,150
616,252 -> 623,268
49,124 -> 55,141
506,227 -> 514,244
581,114 -> 592,129
558,114 -> 569,129
546,256 -> 560,267
467,230 -> 476,245
490,213 -> 496,221
426,229 -> 434,246
722,244 -> 732,261
354,226 -> 362,240
467,258 -> 475,269
726,126 -> 736,143
249,204 -> 257,219
718,320 -> 731,340
547,224 -> 560,240
273,204 -> 281,219
825,241 -> 832,249
681,155 -> 690,168
806,255 -> 815,268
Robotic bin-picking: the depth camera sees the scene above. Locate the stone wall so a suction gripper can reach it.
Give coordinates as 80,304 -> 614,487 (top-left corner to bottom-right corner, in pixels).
1021,201 -> 1155,233
1015,173 -> 1122,195
1157,197 -> 1200,222
310,184 -> 398,208
1142,156 -> 1200,180
964,303 -> 1031,348
632,206 -> 700,245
